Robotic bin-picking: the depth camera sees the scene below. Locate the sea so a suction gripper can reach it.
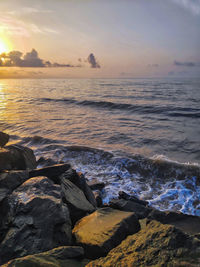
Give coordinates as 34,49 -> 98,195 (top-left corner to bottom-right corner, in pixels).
0,78 -> 200,215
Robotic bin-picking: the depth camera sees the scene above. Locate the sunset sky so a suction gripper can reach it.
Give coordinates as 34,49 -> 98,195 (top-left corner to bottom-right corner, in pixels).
0,0 -> 200,78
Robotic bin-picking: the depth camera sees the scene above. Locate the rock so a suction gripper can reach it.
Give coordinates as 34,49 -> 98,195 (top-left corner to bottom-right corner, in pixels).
109,198 -> 151,219
61,169 -> 97,208
0,176 -> 72,265
61,178 -> 96,225
0,132 -> 9,147
87,179 -> 105,191
87,220 -> 200,267
29,163 -> 71,183
2,246 -> 89,267
72,207 -> 140,259
119,191 -> 149,206
36,156 -> 58,167
0,170 -> 29,193
93,190 -> 103,207
148,209 -> 200,235
0,145 -> 37,171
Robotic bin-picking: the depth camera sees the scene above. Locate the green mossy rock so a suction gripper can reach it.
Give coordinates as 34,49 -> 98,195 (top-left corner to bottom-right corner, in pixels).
87,220 -> 200,267
2,246 -> 90,267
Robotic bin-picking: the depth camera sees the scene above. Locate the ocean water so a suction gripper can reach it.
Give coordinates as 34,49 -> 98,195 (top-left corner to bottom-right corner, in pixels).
0,78 -> 200,215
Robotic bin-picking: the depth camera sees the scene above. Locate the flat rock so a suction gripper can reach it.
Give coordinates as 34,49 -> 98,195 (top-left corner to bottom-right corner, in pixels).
61,169 -> 97,207
0,176 -> 72,265
2,246 -> 89,267
119,191 -> 149,206
72,207 -> 140,259
109,198 -> 151,219
29,163 -> 71,183
87,220 -> 200,267
0,132 -> 9,147
148,209 -> 200,235
0,145 -> 36,171
61,178 -> 96,224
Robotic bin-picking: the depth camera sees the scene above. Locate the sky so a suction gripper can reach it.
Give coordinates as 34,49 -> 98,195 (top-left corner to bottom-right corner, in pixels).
0,0 -> 200,78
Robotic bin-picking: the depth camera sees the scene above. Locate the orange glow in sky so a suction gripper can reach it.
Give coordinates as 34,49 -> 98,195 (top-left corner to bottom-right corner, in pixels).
0,37 -> 12,54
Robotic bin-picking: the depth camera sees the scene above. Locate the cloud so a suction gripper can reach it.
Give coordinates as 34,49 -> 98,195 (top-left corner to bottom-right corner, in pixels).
87,53 -> 100,68
147,64 -> 159,68
7,7 -> 53,16
171,0 -> 200,15
0,49 -> 79,68
174,60 -> 200,67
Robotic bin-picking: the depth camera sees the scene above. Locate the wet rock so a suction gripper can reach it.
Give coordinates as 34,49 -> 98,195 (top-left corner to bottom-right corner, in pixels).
29,163 -> 71,183
87,179 -> 105,191
0,176 -> 72,265
93,190 -> 103,207
61,178 -> 96,225
61,169 -> 97,208
72,207 -> 140,259
87,220 -> 200,267
119,191 -> 149,206
36,156 -> 58,167
109,198 -> 151,219
0,132 -> 9,147
148,209 -> 200,235
3,246 -> 89,267
0,145 -> 37,171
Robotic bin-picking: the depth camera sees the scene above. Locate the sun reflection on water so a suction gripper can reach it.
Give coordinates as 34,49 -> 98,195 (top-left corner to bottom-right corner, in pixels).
0,83 -> 6,117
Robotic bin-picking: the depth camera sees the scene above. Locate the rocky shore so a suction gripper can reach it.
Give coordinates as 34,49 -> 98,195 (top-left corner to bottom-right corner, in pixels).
0,131 -> 200,266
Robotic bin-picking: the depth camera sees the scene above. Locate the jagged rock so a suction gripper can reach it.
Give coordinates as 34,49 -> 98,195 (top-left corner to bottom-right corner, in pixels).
87,179 -> 105,191
29,163 -> 71,183
0,132 -> 9,147
87,220 -> 200,267
61,169 -> 97,208
61,178 -> 96,225
0,145 -> 36,171
119,191 -> 148,206
109,198 -> 151,219
0,176 -> 72,265
93,190 -> 103,207
2,246 -> 89,267
36,156 -> 58,167
148,209 -> 200,235
72,207 -> 140,259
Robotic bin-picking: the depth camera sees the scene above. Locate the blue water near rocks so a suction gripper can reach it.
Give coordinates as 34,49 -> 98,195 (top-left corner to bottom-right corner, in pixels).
0,78 -> 200,215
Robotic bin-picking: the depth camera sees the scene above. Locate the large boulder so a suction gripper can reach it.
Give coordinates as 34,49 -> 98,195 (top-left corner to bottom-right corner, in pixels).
61,178 -> 96,225
0,132 -> 9,147
72,207 -> 140,259
109,198 -> 151,219
29,163 -> 71,183
0,145 -> 37,171
87,220 -> 200,267
61,169 -> 97,207
148,209 -> 200,235
0,176 -> 72,265
2,246 -> 89,267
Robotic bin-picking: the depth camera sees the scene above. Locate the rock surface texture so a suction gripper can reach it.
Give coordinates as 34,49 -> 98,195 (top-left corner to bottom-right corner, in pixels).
0,132 -> 9,148
72,207 -> 140,259
87,220 -> 200,267
0,176 -> 72,265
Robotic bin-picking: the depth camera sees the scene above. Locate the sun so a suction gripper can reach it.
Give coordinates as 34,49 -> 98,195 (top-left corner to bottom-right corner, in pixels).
0,39 -> 11,54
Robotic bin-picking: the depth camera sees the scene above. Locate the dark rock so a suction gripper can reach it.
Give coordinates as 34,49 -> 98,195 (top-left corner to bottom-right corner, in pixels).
148,209 -> 200,235
0,176 -> 72,265
3,246 -> 89,267
109,198 -> 151,219
29,163 -> 71,183
61,169 -> 97,208
61,177 -> 96,225
72,207 -> 140,259
87,179 -> 105,191
87,220 -> 200,267
0,145 -> 36,171
36,156 -> 58,167
119,191 -> 148,206
0,131 -> 9,147
93,190 -> 103,207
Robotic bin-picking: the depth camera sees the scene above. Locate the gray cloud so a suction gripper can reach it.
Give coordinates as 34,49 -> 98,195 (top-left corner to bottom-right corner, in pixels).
87,53 -> 100,68
171,0 -> 200,15
0,49 -> 78,68
147,64 -> 159,68
174,60 -> 200,67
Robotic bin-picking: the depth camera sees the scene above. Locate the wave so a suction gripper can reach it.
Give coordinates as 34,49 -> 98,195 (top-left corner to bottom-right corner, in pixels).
41,97 -> 200,118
